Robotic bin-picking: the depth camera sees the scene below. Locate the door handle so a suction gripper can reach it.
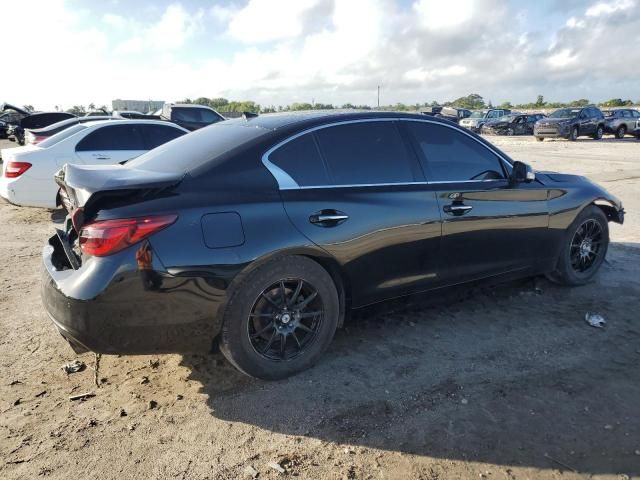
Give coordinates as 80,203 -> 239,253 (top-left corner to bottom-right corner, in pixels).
309,210 -> 349,226
443,204 -> 473,216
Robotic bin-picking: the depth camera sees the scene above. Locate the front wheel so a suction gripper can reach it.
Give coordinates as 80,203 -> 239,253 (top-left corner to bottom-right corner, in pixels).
546,206 -> 609,286
593,125 -> 603,140
569,126 -> 579,141
220,256 -> 339,380
506,127 -> 514,136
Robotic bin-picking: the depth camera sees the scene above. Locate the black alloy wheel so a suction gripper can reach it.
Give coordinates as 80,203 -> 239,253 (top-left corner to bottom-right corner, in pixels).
569,219 -> 604,273
219,255 -> 339,379
248,279 -> 323,361
616,125 -> 626,139
546,206 -> 609,286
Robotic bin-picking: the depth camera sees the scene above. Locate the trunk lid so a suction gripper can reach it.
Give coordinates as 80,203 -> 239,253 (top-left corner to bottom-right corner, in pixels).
56,163 -> 183,226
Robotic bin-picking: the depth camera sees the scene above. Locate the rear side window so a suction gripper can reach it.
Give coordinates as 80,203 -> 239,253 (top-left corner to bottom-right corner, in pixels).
407,122 -> 506,182
140,124 -> 186,150
76,124 -> 145,151
269,133 -> 329,186
200,109 -> 223,123
314,121 -> 417,185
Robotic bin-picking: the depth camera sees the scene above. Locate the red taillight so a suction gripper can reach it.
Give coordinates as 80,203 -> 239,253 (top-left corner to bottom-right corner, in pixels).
5,162 -> 32,178
79,214 -> 177,257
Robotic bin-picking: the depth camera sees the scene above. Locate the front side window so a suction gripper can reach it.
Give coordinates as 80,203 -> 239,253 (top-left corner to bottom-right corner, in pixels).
200,109 -> 223,123
406,122 -> 506,182
314,121 -> 418,186
76,124 -> 145,151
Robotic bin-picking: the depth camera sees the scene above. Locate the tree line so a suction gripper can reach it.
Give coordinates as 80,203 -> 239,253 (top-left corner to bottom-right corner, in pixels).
54,94 -> 639,116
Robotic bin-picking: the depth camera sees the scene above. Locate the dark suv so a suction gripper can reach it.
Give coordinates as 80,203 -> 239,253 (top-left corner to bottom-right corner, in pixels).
534,106 -> 605,141
161,104 -> 225,131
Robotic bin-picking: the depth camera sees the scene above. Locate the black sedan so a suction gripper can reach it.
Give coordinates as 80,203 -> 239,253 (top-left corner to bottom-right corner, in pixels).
41,112 -> 624,379
481,113 -> 544,136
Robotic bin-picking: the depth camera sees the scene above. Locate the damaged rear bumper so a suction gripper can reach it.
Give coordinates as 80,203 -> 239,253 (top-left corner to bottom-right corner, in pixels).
40,235 -> 226,355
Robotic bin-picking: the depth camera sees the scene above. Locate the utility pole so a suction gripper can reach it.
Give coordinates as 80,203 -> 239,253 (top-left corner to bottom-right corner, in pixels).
377,85 -> 380,108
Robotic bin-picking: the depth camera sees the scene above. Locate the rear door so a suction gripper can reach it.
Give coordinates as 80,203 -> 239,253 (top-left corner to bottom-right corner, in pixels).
74,124 -> 146,165
268,120 -> 443,306
139,124 -> 187,150
404,120 -> 551,283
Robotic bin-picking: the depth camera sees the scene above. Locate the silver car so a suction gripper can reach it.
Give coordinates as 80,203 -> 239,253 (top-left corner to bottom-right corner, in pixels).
459,109 -> 511,133
603,109 -> 640,139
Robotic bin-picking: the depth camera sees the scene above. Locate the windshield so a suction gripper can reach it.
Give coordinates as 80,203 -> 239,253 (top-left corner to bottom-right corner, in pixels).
549,108 -> 580,119
469,111 -> 485,119
38,124 -> 87,148
125,121 -> 270,174
602,111 -> 616,117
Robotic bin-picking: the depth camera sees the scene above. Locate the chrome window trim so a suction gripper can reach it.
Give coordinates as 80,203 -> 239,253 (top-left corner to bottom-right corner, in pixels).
261,117 -> 513,190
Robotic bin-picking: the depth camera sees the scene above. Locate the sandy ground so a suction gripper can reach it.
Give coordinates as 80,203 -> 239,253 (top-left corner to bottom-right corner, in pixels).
0,135 -> 639,480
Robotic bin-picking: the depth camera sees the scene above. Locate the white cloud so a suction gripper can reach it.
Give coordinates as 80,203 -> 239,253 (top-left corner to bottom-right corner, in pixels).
3,0 -> 640,110
226,0 -> 326,43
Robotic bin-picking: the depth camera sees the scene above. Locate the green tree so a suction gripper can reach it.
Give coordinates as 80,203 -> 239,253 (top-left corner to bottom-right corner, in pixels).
289,102 -> 313,111
23,105 -> 35,112
568,98 -> 589,107
536,95 -> 544,106
497,101 -> 513,109
599,98 -> 633,107
448,93 -> 485,110
67,105 -> 86,115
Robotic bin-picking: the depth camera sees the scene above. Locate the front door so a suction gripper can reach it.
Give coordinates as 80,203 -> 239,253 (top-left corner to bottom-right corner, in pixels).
403,120 -> 551,283
267,120 -> 443,307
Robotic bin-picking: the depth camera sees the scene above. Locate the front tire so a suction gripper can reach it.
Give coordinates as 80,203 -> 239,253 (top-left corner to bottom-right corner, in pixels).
546,206 -> 609,286
593,125 -> 603,140
220,256 -> 339,380
569,126 -> 579,141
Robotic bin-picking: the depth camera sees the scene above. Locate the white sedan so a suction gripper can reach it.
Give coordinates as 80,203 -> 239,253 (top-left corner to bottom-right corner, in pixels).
0,119 -> 188,208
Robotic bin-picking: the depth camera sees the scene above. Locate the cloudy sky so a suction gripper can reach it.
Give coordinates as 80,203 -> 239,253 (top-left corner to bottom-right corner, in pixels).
4,0 -> 640,110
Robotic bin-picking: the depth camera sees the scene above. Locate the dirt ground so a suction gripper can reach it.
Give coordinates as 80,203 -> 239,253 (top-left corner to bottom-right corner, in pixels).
1,135 -> 639,480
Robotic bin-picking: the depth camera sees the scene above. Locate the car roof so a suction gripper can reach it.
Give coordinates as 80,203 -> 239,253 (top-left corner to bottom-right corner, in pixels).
81,119 -> 188,131
221,110 -> 457,132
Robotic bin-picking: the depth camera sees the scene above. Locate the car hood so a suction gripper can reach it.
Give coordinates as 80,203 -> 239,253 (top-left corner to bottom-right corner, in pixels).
537,171 -> 623,209
484,120 -> 509,128
538,117 -> 574,125
1,103 -> 30,115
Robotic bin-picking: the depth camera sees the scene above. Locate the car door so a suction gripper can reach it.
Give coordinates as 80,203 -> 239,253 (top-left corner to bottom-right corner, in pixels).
139,124 -> 187,151
74,124 -> 147,165
579,109 -> 595,135
268,120 -> 443,307
513,116 -> 526,134
403,120 -> 551,284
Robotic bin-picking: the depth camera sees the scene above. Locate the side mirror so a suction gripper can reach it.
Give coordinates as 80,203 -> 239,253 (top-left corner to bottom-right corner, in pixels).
510,161 -> 535,184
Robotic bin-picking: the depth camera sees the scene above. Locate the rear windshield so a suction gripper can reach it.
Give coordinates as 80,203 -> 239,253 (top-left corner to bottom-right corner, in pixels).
38,124 -> 87,148
124,121 -> 270,173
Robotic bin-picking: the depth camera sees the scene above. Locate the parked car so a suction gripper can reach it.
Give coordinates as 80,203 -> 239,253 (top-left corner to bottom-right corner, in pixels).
0,120 -> 188,208
40,111 -> 624,380
602,109 -> 640,139
459,109 -> 511,132
160,103 -> 225,131
435,107 -> 472,124
481,113 -> 545,136
8,111 -> 76,145
24,116 -> 117,145
534,106 -> 605,141
0,105 -> 31,139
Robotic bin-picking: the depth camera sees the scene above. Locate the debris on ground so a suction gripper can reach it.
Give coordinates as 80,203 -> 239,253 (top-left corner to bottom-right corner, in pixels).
119,408 -> 128,417
13,398 -> 22,406
140,376 -> 150,385
585,312 -> 606,328
69,392 -> 95,402
35,390 -> 47,398
268,461 -> 286,474
94,353 -> 102,388
149,359 -> 160,369
148,400 -> 158,410
243,465 -> 259,478
62,360 -> 86,374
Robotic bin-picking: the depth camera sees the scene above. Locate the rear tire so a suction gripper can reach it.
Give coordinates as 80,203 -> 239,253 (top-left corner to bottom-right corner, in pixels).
220,256 -> 339,380
569,126 -> 579,141
536,137 -> 544,142
546,206 -> 609,286
616,125 -> 626,139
